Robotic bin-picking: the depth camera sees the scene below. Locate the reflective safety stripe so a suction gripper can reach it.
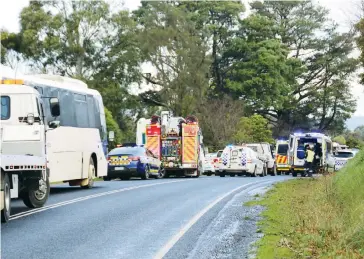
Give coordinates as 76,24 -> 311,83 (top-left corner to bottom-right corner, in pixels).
306,150 -> 315,162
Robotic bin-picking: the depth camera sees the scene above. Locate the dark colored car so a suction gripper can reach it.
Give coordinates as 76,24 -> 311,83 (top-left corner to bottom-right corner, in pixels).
104,145 -> 163,181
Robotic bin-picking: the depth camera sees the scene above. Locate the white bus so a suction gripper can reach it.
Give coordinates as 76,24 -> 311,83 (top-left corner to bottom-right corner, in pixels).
20,73 -> 112,188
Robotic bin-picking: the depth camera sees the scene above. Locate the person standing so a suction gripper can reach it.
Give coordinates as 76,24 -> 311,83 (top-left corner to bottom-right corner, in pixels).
304,146 -> 315,177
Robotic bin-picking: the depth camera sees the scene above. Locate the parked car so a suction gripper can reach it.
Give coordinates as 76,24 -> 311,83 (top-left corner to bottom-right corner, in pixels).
219,145 -> 264,177
246,143 -> 276,175
104,145 -> 163,180
203,153 -> 217,176
213,150 -> 224,176
334,149 -> 356,171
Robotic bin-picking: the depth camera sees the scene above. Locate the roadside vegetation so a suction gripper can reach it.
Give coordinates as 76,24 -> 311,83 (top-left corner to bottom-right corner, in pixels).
246,149 -> 364,258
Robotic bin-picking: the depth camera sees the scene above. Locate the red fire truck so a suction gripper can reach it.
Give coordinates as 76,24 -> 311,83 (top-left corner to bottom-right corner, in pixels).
136,111 -> 204,178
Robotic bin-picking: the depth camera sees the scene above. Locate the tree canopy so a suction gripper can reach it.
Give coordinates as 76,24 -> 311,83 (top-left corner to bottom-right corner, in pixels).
1,0 -> 361,149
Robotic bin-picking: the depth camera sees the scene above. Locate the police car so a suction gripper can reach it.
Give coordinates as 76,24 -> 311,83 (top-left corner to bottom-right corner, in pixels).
334,149 -> 356,171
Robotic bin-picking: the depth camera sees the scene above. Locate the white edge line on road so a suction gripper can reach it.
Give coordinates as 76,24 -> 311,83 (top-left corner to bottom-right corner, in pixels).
153,179 -> 277,259
10,179 -> 194,220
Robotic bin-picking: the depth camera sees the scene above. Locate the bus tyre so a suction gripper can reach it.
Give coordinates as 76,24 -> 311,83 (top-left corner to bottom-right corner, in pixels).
1,173 -> 11,223
21,175 -> 50,209
81,158 -> 96,189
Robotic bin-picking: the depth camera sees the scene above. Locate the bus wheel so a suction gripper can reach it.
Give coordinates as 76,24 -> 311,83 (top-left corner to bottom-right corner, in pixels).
21,175 -> 50,208
1,172 -> 11,223
81,157 -> 95,189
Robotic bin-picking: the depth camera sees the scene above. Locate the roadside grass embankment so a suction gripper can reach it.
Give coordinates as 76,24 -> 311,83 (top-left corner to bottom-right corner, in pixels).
246,149 -> 364,258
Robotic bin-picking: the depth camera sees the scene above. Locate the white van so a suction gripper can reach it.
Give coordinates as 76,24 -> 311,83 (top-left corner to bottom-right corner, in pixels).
219,145 -> 264,177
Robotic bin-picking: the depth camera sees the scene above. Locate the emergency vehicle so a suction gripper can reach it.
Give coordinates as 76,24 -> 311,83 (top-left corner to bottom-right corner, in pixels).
1,78 -> 61,223
274,139 -> 290,175
334,149 -> 356,171
219,145 -> 264,177
288,132 -> 336,177
136,111 -> 204,178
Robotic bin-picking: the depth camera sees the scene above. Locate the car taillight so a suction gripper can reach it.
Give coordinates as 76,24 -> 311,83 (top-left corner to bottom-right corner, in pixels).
130,156 -> 140,161
213,158 -> 218,163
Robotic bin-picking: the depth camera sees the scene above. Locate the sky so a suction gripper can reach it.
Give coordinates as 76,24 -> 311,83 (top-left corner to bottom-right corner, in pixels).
0,0 -> 363,123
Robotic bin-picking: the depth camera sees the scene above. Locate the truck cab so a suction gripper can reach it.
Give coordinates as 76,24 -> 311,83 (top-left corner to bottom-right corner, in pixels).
1,79 -> 60,223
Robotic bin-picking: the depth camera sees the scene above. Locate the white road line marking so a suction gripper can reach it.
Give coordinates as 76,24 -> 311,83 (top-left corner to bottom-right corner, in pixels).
10,179 -> 193,220
153,179 -> 276,259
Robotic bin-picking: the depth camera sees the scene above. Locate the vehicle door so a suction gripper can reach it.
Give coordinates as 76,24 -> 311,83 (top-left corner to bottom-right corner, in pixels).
146,149 -> 159,172
229,148 -> 242,169
249,149 -> 262,173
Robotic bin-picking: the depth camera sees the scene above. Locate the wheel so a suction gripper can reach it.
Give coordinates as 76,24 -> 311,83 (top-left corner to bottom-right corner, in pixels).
220,172 -> 226,177
1,172 -> 11,223
103,176 -> 111,181
156,167 -> 165,179
81,157 -> 96,189
263,166 -> 268,176
277,170 -> 282,176
292,170 -> 297,177
251,166 -> 257,177
259,167 -> 265,177
271,164 -> 277,176
141,165 -> 150,180
21,174 -> 50,208
192,170 -> 200,178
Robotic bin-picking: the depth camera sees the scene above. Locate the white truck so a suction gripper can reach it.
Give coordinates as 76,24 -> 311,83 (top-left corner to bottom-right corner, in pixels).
1,78 -> 61,223
246,143 -> 276,176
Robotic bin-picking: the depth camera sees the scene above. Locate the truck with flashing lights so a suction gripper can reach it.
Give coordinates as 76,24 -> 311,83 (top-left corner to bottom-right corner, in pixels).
274,139 -> 290,175
287,131 -> 336,177
136,111 -> 205,178
1,77 -> 61,223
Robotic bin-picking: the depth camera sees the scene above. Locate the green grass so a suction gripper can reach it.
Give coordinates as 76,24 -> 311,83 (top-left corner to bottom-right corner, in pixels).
248,149 -> 364,259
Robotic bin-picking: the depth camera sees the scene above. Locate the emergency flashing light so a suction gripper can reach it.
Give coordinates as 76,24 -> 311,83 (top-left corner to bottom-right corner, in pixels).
1,79 -> 24,85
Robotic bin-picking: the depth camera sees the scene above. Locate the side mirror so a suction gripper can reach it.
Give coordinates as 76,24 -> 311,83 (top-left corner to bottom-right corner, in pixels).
48,120 -> 60,129
108,131 -> 115,142
49,98 -> 60,117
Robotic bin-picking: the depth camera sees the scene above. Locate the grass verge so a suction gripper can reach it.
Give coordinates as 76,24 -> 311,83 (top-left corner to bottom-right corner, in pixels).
248,149 -> 364,259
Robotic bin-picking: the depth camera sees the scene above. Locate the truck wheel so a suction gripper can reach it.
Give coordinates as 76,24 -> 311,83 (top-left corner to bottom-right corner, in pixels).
81,157 -> 96,189
1,173 -> 11,223
21,175 -> 50,208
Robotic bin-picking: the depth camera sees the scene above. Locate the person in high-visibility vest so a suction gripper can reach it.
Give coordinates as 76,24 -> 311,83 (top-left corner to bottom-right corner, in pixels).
305,146 -> 315,177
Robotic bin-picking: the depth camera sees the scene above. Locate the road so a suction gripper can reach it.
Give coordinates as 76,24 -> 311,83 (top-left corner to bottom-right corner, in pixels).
1,175 -> 290,259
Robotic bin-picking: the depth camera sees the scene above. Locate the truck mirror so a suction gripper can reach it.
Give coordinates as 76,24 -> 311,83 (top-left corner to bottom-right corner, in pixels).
109,131 -> 115,142
49,98 -> 60,117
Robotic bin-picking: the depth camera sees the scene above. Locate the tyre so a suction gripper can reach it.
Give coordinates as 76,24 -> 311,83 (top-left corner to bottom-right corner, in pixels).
103,176 -> 111,181
81,157 -> 96,189
292,171 -> 297,177
141,165 -> 150,180
270,164 -> 277,176
251,166 -> 257,177
156,167 -> 165,179
192,170 -> 200,178
220,172 -> 226,177
1,173 -> 11,223
259,167 -> 265,177
263,166 -> 268,176
21,174 -> 50,208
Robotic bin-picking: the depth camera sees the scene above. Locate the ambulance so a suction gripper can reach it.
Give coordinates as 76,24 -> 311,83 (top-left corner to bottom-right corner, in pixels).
274,139 -> 290,175
288,132 -> 336,177
136,111 -> 204,177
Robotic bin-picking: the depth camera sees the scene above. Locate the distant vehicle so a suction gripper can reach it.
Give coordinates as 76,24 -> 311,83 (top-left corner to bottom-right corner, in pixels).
105,145 -> 162,180
219,145 -> 264,177
274,139 -> 290,175
245,143 -> 276,176
136,111 -> 204,178
213,150 -> 224,176
288,132 -> 335,177
203,153 -> 216,176
334,149 -> 356,171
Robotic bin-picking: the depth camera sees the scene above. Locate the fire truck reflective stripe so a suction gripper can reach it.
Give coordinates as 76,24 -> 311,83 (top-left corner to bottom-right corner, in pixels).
146,136 -> 160,157
276,155 -> 288,164
183,137 -> 196,163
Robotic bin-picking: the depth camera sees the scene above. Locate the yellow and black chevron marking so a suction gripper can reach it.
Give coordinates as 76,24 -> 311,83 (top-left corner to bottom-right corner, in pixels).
183,137 -> 197,163
109,156 -> 130,166
276,155 -> 288,164
146,136 -> 160,156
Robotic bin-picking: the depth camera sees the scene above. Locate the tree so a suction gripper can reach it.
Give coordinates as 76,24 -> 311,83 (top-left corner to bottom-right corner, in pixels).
333,135 -> 346,145
197,95 -> 245,151
354,125 -> 364,141
133,2 -> 211,116
248,1 -> 359,135
234,114 -> 274,144
105,107 -> 122,149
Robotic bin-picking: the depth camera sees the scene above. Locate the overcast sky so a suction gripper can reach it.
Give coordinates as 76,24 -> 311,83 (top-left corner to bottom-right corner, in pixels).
1,0 -> 363,119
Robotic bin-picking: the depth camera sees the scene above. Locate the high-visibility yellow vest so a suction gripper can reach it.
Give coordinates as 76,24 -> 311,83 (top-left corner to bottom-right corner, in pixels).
306,150 -> 315,162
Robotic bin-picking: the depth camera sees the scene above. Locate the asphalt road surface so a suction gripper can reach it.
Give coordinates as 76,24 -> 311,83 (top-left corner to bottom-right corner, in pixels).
1,175 -> 290,259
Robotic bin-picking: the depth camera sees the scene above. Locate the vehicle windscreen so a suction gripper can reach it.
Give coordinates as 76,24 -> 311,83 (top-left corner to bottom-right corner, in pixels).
108,147 -> 145,156
1,96 -> 10,120
277,144 -> 289,155
217,151 -> 223,157
335,152 -> 354,158
247,145 -> 258,152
